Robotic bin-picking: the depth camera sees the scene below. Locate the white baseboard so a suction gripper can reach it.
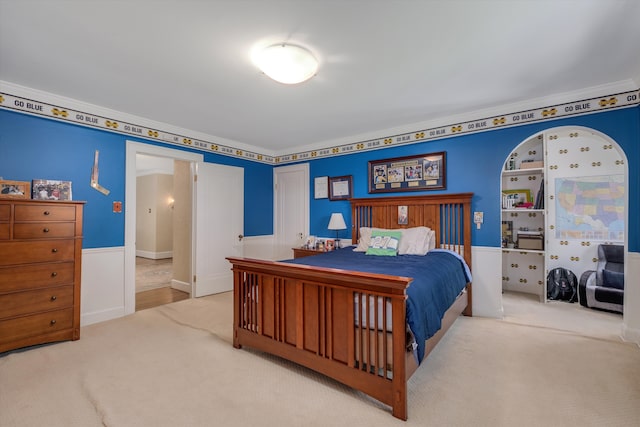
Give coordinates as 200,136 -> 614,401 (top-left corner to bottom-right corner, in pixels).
171,279 -> 191,294
621,324 -> 640,345
135,250 -> 173,259
82,307 -> 126,326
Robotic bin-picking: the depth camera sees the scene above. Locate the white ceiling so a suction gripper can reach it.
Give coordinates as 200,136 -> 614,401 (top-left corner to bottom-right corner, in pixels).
1,0 -> 639,156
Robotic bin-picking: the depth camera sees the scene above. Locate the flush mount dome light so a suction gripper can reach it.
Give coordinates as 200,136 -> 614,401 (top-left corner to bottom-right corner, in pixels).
254,43 -> 318,84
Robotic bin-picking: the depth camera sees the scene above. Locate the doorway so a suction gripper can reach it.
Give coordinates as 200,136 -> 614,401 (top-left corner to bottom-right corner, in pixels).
500,126 -> 627,331
125,141 -> 245,315
125,142 -> 203,315
134,154 -> 188,311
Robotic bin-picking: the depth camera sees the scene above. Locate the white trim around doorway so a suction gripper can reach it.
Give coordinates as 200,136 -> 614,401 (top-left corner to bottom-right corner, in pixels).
125,141 -> 203,316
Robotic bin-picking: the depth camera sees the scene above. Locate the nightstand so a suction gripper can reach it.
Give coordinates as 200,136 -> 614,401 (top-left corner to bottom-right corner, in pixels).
292,247 -> 326,259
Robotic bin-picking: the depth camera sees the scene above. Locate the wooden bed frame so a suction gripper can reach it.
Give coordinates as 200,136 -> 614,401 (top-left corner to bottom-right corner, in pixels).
227,193 -> 473,420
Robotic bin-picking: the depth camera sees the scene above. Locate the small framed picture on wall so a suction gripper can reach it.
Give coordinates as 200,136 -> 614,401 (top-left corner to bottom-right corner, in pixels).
314,176 -> 329,199
329,175 -> 353,201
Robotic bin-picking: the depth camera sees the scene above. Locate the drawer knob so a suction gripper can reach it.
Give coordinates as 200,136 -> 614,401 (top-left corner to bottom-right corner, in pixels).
43,228 -> 50,233
44,211 -> 51,216
51,295 -> 57,301
51,272 -> 58,277
51,248 -> 58,253
50,319 -> 57,325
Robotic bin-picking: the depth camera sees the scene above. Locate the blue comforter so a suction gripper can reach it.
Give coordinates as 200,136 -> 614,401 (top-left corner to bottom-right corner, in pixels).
283,248 -> 471,362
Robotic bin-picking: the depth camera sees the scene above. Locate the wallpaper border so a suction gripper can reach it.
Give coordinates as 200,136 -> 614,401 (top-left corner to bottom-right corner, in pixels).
1,87 -> 638,165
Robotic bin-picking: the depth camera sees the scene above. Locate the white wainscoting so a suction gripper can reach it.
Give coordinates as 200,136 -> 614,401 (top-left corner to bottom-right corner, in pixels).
622,251 -> 640,344
470,246 -> 504,319
80,242 -> 638,342
242,235 -> 277,260
81,237 -> 277,326
81,247 -> 126,326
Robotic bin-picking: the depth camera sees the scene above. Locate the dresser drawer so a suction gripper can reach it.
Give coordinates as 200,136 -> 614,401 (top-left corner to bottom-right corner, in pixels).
0,307 -> 73,343
0,223 -> 8,240
0,239 -> 75,266
14,204 -> 76,221
13,222 -> 76,239
0,204 -> 9,220
0,262 -> 75,293
0,285 -> 74,319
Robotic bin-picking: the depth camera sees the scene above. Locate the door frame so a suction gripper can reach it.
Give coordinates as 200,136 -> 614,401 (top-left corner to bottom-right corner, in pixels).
125,141 -> 203,315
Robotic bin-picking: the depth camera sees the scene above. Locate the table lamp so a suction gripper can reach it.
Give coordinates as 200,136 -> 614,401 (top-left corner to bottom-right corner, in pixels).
327,213 -> 347,249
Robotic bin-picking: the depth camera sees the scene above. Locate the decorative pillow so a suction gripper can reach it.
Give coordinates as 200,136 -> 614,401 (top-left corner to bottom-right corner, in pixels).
366,230 -> 401,256
353,227 -> 383,252
602,269 -> 624,290
398,226 -> 431,255
355,226 -> 434,255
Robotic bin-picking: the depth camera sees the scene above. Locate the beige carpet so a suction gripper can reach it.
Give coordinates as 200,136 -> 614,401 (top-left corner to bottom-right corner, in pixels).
1,292 -> 638,427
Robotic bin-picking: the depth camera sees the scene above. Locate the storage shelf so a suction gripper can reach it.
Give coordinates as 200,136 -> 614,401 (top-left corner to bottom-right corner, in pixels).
503,167 -> 544,175
501,209 -> 545,214
501,248 -> 545,254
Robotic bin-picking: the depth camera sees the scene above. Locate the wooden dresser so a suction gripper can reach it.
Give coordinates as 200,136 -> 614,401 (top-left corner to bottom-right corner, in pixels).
0,199 -> 84,353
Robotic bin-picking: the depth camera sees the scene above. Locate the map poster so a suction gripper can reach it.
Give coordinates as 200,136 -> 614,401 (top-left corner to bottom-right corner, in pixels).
555,175 -> 625,241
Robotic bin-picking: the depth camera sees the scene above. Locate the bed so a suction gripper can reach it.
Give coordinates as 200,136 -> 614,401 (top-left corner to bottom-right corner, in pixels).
227,193 -> 473,420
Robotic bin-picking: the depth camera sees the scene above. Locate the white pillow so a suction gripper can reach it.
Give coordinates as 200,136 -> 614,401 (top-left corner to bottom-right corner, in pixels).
354,226 -> 434,255
427,229 -> 436,251
398,226 -> 431,255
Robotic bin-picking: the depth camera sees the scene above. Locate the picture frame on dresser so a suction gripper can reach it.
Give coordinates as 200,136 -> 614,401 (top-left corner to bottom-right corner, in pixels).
32,179 -> 73,201
0,180 -> 30,199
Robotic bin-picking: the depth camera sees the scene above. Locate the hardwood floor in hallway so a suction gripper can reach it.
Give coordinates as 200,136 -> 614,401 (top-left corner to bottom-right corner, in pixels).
136,287 -> 189,311
135,257 -> 189,311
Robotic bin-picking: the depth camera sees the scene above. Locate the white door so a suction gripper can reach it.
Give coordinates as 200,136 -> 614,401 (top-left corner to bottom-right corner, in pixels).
274,163 -> 309,260
194,162 -> 244,297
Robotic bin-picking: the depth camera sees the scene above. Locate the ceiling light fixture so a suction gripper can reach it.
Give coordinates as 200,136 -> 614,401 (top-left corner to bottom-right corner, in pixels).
253,43 -> 318,84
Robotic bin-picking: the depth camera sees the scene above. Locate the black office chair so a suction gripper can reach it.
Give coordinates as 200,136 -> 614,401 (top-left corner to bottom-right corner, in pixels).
578,244 -> 624,313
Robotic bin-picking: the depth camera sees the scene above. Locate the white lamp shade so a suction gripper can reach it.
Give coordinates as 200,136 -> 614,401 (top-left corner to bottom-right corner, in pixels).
327,213 -> 347,230
253,43 -> 318,84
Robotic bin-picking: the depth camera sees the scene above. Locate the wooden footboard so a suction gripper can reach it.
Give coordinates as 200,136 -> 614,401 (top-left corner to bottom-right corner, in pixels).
227,257 -> 471,420
228,257 -> 414,420
228,193 -> 473,420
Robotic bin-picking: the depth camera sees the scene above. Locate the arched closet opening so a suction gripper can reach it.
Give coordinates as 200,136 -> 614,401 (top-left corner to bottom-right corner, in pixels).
500,126 -> 627,325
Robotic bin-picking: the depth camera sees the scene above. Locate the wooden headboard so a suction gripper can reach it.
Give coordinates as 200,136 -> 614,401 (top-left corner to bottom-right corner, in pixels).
350,193 -> 473,269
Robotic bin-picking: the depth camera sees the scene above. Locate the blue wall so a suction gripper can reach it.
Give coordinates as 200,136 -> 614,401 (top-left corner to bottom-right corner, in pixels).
0,110 -> 273,248
307,107 -> 639,252
1,106 -> 638,252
